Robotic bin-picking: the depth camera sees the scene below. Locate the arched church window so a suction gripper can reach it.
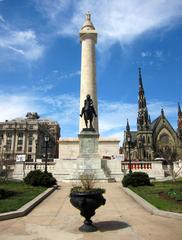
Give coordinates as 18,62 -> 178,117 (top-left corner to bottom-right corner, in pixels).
159,134 -> 169,144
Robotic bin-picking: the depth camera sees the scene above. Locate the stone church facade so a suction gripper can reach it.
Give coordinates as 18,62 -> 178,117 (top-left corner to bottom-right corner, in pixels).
123,68 -> 182,162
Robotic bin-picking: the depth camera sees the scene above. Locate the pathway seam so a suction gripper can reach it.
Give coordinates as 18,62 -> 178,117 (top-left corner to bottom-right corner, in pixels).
122,186 -> 182,220
0,185 -> 58,221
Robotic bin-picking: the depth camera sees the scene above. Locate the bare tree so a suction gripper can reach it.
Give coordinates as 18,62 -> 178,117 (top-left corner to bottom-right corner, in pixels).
160,147 -> 181,181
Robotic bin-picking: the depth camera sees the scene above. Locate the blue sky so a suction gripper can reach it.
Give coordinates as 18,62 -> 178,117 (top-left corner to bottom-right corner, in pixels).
0,0 -> 182,142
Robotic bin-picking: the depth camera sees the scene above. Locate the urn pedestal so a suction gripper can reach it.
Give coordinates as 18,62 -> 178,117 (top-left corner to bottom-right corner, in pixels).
70,190 -> 106,232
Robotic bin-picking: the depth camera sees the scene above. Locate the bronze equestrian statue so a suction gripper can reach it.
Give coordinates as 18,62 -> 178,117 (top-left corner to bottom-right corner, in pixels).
80,94 -> 97,129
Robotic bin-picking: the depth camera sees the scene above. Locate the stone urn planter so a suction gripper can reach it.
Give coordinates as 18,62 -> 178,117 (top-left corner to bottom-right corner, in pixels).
70,188 -> 106,232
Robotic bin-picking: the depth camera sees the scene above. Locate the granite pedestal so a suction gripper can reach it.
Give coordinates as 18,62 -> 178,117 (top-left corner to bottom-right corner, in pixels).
72,129 -> 106,179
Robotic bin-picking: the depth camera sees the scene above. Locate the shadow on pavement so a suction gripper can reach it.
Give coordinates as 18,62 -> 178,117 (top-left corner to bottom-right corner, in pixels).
95,220 -> 130,232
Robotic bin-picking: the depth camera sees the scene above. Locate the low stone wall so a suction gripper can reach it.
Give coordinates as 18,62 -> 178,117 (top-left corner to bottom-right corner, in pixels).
121,161 -> 164,179
12,159 -> 182,182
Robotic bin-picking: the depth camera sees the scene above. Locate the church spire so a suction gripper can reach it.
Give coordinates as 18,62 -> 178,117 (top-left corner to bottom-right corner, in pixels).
139,67 -> 144,92
126,119 -> 130,132
137,68 -> 150,131
125,119 -> 132,142
161,108 -> 165,118
178,102 -> 181,114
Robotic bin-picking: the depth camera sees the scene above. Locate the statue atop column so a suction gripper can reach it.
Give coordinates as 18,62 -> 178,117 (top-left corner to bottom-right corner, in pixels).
80,94 -> 97,130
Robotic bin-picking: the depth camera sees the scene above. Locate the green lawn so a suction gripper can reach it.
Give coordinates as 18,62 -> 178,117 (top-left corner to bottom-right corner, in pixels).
129,178 -> 182,213
0,181 -> 46,213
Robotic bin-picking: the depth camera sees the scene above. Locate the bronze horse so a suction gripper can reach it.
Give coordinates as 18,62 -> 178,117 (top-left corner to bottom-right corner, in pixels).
80,95 -> 97,129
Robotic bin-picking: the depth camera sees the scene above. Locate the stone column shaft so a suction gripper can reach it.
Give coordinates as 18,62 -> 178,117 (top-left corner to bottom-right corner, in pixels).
79,14 -> 98,133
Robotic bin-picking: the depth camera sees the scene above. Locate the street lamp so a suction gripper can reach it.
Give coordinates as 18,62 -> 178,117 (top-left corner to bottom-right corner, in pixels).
34,140 -> 37,170
3,145 -> 7,179
44,136 -> 49,173
138,136 -> 143,161
127,136 -> 132,174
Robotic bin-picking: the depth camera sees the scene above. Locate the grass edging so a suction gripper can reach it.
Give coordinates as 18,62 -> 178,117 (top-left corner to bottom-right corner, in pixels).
0,185 -> 58,221
121,186 -> 182,220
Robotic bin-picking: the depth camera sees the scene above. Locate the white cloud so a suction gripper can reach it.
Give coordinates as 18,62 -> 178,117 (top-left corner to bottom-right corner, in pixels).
35,0 -> 182,48
141,50 -> 163,60
0,15 -> 5,23
34,0 -> 71,20
0,26 -> 44,60
0,94 -> 41,121
0,92 -> 178,142
32,70 -> 80,94
33,84 -> 54,93
141,51 -> 152,57
56,70 -> 81,80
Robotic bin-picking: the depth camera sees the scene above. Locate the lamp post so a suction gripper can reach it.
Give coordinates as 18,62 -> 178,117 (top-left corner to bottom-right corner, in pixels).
127,136 -> 132,174
44,136 -> 49,173
34,140 -> 37,170
3,145 -> 7,179
138,136 -> 144,161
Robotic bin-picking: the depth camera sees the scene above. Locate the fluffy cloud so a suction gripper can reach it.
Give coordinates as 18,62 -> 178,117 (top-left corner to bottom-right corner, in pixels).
0,13 -> 44,61
0,29 -> 44,60
0,94 -> 41,121
35,0 -> 182,48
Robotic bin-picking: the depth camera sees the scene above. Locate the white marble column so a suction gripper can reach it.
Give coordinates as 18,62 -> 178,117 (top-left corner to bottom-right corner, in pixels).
79,13 -> 98,133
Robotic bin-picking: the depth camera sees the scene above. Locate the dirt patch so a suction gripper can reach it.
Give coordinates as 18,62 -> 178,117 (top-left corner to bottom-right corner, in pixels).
159,191 -> 182,205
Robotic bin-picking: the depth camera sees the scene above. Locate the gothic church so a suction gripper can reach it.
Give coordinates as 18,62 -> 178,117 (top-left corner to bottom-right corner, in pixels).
123,68 -> 182,162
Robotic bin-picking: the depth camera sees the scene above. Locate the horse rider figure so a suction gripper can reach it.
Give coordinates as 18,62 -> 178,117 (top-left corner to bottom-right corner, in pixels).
80,94 -> 97,129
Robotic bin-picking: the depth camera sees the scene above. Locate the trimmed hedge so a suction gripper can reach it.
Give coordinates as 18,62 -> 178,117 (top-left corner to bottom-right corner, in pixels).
122,172 -> 151,187
24,170 -> 57,187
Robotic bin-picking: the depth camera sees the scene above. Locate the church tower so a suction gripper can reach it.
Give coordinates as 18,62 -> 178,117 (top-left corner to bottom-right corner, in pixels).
136,68 -> 153,161
79,13 -> 98,132
177,102 -> 182,140
124,119 -> 132,161
137,68 -> 150,131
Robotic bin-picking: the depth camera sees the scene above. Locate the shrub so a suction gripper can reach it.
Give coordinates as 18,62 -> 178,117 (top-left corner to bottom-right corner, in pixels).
70,173 -> 105,194
122,172 -> 151,187
24,170 -> 57,187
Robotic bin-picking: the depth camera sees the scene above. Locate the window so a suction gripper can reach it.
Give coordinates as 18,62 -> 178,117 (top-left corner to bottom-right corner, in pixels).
27,155 -> 32,162
6,139 -> 11,145
6,145 -> 11,151
18,132 -> 23,138
28,147 -> 32,152
29,125 -> 34,130
28,139 -> 33,145
17,146 -> 22,151
160,134 -> 169,144
7,132 -> 12,138
28,133 -> 33,137
18,139 -> 23,145
0,135 -> 3,145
